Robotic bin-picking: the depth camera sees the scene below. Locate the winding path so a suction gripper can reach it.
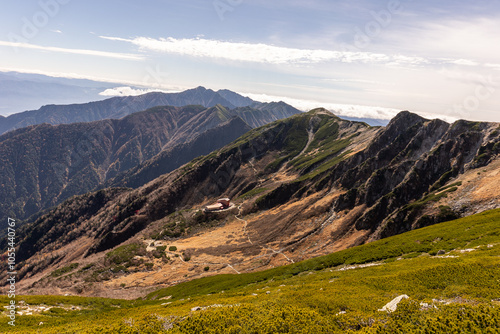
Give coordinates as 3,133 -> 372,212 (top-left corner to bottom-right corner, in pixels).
298,119 -> 315,158
235,205 -> 294,264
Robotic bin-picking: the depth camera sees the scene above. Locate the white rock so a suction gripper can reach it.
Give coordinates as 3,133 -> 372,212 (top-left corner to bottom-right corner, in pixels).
378,295 -> 409,312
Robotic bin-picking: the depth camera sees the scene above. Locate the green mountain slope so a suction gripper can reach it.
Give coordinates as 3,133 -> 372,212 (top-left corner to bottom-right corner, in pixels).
2,209 -> 499,333
4,110 -> 500,301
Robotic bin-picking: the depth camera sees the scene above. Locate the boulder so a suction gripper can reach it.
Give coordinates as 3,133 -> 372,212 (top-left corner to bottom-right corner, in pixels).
378,294 -> 409,312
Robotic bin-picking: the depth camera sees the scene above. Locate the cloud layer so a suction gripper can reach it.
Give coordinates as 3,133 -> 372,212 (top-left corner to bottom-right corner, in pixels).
0,41 -> 144,61
242,92 -> 457,122
100,35 -> 432,66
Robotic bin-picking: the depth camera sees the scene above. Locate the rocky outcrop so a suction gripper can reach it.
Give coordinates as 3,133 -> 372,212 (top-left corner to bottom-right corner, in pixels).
331,113 -> 500,239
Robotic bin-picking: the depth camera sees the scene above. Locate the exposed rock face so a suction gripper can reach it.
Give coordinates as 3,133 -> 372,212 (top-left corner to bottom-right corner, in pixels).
378,295 -> 409,312
330,112 -> 500,239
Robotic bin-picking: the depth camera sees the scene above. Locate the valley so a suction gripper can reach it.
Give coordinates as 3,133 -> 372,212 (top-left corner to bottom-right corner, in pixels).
2,107 -> 499,303
0,93 -> 499,333
1,208 -> 499,333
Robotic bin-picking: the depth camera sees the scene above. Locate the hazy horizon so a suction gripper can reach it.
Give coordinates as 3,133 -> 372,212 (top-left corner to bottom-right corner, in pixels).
1,0 -> 500,122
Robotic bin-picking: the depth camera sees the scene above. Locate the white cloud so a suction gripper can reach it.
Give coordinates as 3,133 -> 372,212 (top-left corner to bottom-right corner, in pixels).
100,35 -> 488,71
0,41 -> 144,61
380,17 -> 500,65
99,86 -> 175,97
0,67 -> 191,93
243,92 -> 457,122
100,35 -> 430,66
243,92 -> 398,119
449,59 -> 480,67
485,63 -> 500,70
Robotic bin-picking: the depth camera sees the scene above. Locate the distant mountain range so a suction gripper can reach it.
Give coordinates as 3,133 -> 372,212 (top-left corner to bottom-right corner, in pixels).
0,71 -> 115,115
0,95 -> 300,222
0,85 -> 301,135
1,72 -> 391,131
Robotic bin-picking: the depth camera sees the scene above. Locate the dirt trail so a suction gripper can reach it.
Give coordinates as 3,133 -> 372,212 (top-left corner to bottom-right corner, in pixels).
274,118 -> 315,176
235,206 -> 294,264
236,205 -> 253,245
248,158 -> 266,187
263,245 -> 294,263
226,264 -> 240,274
298,119 -> 315,157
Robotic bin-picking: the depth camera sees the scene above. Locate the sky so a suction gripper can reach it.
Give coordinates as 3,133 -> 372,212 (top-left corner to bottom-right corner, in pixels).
1,0 -> 500,122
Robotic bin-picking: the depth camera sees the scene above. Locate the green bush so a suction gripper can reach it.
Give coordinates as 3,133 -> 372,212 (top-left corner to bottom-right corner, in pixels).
156,246 -> 167,252
173,303 -> 339,334
239,187 -> 268,199
106,243 -> 145,266
51,263 -> 79,277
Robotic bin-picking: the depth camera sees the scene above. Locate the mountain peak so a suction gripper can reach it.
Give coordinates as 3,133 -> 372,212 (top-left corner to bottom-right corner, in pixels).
193,86 -> 210,92
388,110 -> 427,128
216,89 -> 256,108
307,107 -> 333,116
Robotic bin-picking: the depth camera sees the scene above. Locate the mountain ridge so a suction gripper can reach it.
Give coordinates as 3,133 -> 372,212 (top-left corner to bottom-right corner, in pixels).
0,102 -> 297,222
0,87 -> 295,135
2,110 -> 499,300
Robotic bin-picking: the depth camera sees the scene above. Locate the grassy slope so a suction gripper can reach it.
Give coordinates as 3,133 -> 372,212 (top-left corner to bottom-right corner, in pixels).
2,209 -> 500,333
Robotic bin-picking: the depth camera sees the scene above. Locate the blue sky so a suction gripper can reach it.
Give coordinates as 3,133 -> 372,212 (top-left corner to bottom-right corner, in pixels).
1,0 -> 500,121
